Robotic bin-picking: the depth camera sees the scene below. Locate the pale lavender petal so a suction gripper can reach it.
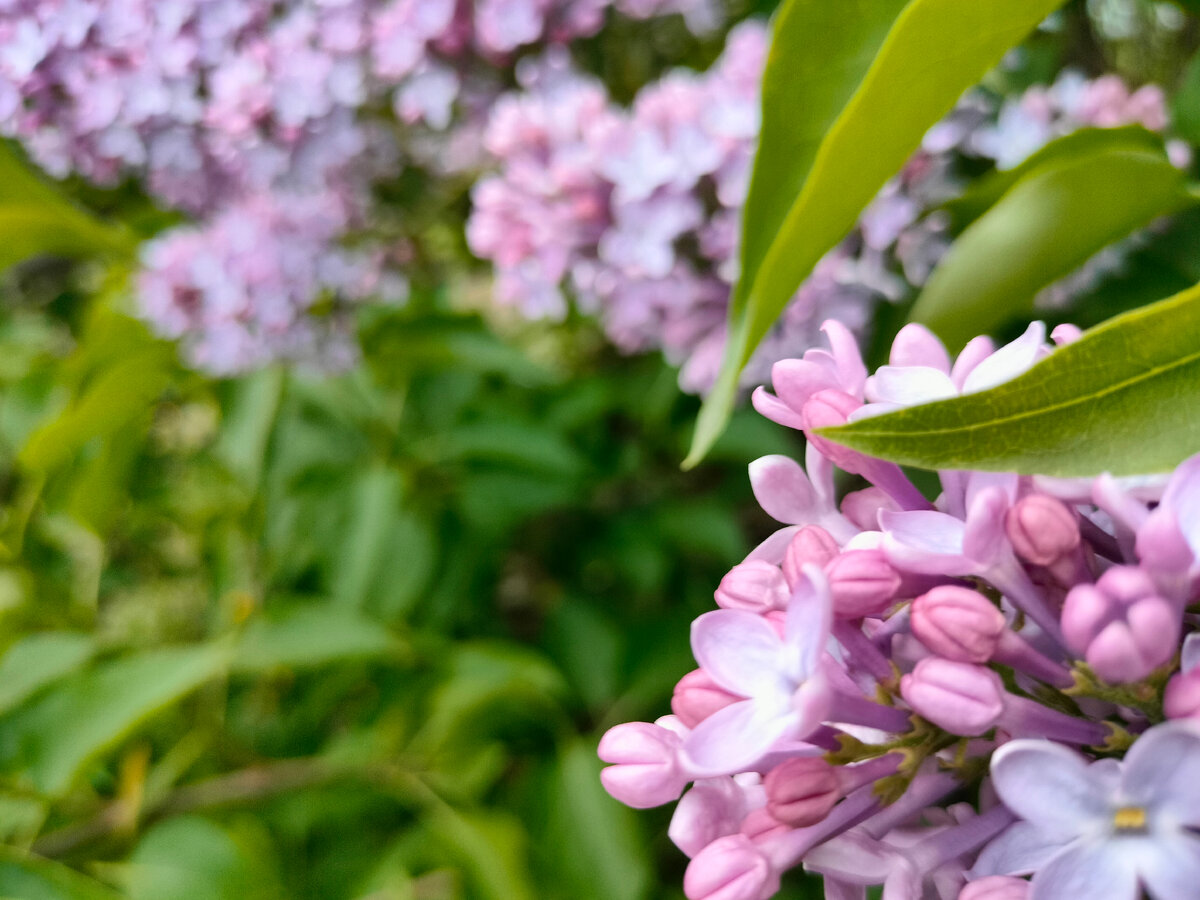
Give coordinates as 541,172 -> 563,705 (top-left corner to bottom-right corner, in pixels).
823,877 -> 868,900
785,565 -> 833,681
963,487 -> 1011,567
889,323 -> 951,373
962,323 -> 1046,394
880,510 -> 974,575
1161,453 -> 1200,561
745,525 -> 801,564
805,831 -> 899,883
1121,720 -> 1200,825
989,740 -> 1113,833
1136,833 -> 1200,900
751,386 -> 807,430
950,335 -> 997,390
821,319 -> 868,396
750,455 -> 818,525
1182,633 -> 1200,674
807,442 -> 837,508
865,366 -> 956,407
681,698 -> 794,775
691,609 -> 785,698
971,822 -> 1073,877
1030,843 -> 1138,900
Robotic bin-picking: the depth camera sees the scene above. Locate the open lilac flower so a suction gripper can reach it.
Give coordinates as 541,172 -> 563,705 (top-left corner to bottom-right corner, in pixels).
974,722 -> 1200,899
601,319 -> 1200,900
682,566 -> 834,775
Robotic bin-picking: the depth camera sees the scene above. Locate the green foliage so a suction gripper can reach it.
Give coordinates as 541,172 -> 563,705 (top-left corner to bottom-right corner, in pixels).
910,133 -> 1193,349
821,280 -> 1200,475
686,0 -> 1066,466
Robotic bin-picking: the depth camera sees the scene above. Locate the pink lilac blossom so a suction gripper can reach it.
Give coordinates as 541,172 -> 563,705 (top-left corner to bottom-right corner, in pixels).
470,39 -> 1175,394
600,319 -> 1200,900
0,0 -> 715,372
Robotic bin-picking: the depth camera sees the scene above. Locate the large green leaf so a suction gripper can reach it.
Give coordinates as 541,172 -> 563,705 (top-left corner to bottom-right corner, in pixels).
910,145 -> 1193,350
0,847 -> 122,900
819,281 -> 1200,476
0,645 -> 228,794
685,0 -> 1065,467
126,817 -> 284,900
0,633 -> 94,715
231,605 -> 403,672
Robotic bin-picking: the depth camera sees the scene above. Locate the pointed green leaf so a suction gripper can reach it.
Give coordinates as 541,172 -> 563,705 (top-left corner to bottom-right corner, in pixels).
0,633 -> 94,715
819,281 -> 1200,476
0,645 -> 228,794
686,0 -> 1065,467
910,146 -> 1193,350
0,847 -> 122,900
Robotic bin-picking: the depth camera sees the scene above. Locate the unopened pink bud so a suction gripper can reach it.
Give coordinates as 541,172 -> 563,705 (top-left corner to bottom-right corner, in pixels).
762,756 -> 840,827
900,658 -> 1005,736
684,834 -> 780,900
910,586 -> 1005,663
783,526 -> 839,589
959,876 -> 1030,900
738,807 -> 789,843
801,389 -> 864,470
1005,495 -> 1079,566
598,722 -> 686,808
1164,669 -> 1200,721
673,669 -> 740,729
840,486 -> 899,532
825,549 -> 902,618
1061,566 -> 1180,683
716,561 -> 788,613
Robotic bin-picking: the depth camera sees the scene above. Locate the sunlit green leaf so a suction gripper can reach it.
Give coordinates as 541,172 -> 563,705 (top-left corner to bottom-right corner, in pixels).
820,280 -> 1200,475
126,817 -> 284,900
231,605 -> 403,672
687,0 -> 1065,466
0,846 -> 122,900
910,146 -> 1192,349
0,633 -> 94,715
0,645 -> 228,794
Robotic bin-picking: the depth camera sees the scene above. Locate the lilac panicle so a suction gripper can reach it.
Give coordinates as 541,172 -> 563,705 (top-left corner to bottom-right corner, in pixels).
600,320 -> 1200,900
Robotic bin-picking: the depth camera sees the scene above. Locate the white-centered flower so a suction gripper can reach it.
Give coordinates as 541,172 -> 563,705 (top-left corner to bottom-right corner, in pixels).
972,721 -> 1200,900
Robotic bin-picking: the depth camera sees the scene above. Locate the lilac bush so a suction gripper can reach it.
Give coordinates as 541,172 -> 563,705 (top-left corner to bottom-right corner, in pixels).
0,0 -> 714,372
600,318 -> 1200,900
469,46 -> 1176,394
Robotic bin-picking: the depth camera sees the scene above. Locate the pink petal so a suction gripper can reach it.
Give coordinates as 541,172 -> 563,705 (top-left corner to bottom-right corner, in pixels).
691,609 -> 785,698
879,510 -> 974,575
864,365 -> 956,407
961,322 -> 1046,395
681,698 -> 793,775
750,455 -> 818,525
820,319 -> 868,396
751,386 -> 806,430
889,323 -> 951,373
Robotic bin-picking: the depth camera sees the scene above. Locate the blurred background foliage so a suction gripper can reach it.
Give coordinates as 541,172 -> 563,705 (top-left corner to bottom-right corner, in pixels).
2,1 -> 1200,898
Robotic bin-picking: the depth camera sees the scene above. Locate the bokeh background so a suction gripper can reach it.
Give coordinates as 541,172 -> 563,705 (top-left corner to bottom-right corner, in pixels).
1,1 -> 1199,897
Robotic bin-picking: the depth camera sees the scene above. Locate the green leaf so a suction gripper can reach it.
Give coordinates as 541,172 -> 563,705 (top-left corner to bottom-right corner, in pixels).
0,645 -> 228,794
686,0 -> 1065,467
541,740 -> 651,900
231,605 -> 403,672
424,808 -> 537,900
819,281 -> 1200,476
910,146 -> 1192,350
0,633 -> 94,716
1174,44 -> 1200,146
939,126 -> 1166,228
0,847 -> 122,900
126,817 -> 284,900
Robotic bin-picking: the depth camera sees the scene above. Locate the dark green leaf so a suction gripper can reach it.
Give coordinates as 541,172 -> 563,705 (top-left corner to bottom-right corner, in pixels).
910,146 -> 1192,350
686,0 -> 1065,467
820,280 -> 1200,475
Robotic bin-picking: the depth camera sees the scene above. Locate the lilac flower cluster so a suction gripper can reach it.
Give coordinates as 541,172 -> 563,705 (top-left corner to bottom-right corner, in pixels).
0,0 -> 713,372
600,319 -> 1200,900
469,48 -> 1174,394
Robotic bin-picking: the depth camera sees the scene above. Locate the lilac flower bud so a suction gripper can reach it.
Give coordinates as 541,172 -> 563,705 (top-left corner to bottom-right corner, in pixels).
598,722 -> 686,808
715,561 -> 789,613
763,757 -> 840,827
738,807 -> 790,843
959,876 -> 1030,900
782,526 -> 839,589
1061,566 -> 1180,683
1164,669 -> 1200,721
910,586 -> 1004,663
673,669 -> 740,729
900,659 -> 1005,736
670,776 -> 760,858
683,834 -> 780,900
1004,495 -> 1079,566
825,550 -> 902,618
